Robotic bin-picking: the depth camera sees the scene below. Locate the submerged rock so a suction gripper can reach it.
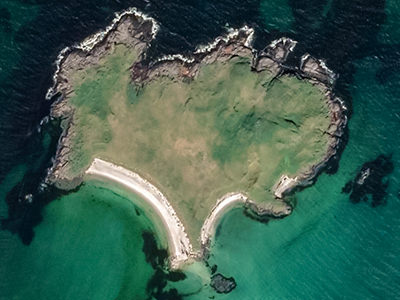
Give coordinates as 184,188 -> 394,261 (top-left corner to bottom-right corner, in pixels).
210,273 -> 237,294
342,154 -> 394,207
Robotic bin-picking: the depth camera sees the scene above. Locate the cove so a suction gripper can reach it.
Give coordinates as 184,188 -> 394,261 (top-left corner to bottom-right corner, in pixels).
0,181 -> 157,300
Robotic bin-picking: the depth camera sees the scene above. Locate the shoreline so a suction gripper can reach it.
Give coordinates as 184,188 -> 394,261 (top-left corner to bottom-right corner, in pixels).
45,7 -> 159,101
85,158 -> 194,269
44,7 -> 348,268
200,193 -> 248,248
85,159 -> 265,266
47,7 -> 347,202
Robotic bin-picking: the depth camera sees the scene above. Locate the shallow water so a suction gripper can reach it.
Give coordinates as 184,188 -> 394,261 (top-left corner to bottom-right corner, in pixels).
182,18 -> 400,297
0,181 -> 156,299
1,0 -> 400,299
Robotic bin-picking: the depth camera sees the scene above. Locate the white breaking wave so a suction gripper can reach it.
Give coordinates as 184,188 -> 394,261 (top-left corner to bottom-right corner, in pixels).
268,37 -> 298,52
300,53 -> 337,82
153,25 -> 255,66
153,54 -> 195,64
45,7 -> 159,100
194,25 -> 255,54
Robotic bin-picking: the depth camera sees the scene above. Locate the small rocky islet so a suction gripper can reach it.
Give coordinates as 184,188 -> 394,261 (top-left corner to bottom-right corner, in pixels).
46,10 -> 347,260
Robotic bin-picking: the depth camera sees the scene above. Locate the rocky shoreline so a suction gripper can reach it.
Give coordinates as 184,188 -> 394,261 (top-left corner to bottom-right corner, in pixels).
129,21 -> 347,220
47,8 -> 347,235
46,11 -> 156,190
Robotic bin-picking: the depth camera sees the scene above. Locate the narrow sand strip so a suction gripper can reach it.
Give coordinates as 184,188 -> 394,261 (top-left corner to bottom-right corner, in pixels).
200,193 -> 248,247
85,159 -> 250,267
85,158 -> 193,269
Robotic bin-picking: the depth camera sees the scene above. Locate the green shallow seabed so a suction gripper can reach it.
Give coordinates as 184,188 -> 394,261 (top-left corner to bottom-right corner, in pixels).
177,41 -> 400,300
0,181 -> 156,300
1,0 -> 400,299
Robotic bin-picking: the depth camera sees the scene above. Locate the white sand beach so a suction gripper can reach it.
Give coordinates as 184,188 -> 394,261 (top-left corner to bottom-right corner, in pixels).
200,193 -> 248,247
85,158 -> 193,269
85,159 -> 253,268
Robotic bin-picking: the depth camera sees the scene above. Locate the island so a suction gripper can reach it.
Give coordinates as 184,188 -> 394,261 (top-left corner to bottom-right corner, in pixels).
45,8 -> 347,269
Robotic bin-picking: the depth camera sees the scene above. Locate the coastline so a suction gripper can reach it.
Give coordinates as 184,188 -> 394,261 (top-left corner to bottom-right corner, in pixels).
47,7 -> 347,203
45,7 -> 159,101
45,7 -> 348,268
129,33 -> 348,204
85,158 -> 194,269
200,193 -> 248,248
85,158 -> 253,266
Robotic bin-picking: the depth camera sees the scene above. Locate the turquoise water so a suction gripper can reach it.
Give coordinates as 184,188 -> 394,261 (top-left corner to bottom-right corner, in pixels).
1,0 -> 400,299
181,42 -> 400,299
0,180 -> 156,299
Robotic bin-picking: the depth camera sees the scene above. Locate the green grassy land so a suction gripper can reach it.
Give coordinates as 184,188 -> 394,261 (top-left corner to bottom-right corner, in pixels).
65,44 -> 330,247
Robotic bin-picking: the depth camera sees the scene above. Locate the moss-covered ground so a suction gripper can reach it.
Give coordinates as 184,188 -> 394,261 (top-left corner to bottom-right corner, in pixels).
65,44 -> 330,247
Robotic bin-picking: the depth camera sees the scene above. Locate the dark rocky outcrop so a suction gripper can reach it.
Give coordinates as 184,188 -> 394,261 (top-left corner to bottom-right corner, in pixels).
210,273 -> 237,294
342,154 -> 394,207
244,200 -> 292,223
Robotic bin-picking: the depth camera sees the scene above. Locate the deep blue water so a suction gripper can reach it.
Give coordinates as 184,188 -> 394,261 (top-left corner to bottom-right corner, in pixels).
1,0 -> 400,299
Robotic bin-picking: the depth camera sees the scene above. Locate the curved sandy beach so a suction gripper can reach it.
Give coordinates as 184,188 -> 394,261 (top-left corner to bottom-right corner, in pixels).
85,158 -> 193,269
85,158 -> 251,268
200,193 -> 248,247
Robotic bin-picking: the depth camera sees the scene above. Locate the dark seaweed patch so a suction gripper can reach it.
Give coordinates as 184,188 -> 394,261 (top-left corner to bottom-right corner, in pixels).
141,231 -> 186,300
0,0 -> 394,297
135,207 -> 141,216
1,119 -> 65,245
211,264 -> 218,274
342,154 -> 394,207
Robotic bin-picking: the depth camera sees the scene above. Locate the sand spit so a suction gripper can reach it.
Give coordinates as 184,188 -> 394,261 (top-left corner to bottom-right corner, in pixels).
86,159 -> 254,265
200,193 -> 248,247
85,158 -> 193,269
85,159 -> 266,263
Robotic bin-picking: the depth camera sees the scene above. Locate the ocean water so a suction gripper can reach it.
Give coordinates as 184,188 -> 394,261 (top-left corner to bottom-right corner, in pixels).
1,0 -> 400,299
187,55 -> 400,297
1,181 -> 156,299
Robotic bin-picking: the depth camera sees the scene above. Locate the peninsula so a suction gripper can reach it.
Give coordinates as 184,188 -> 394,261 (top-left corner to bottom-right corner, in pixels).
46,8 -> 347,268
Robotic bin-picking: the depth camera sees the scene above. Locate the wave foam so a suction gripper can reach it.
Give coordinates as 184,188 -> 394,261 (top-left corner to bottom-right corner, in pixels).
268,37 -> 298,52
194,25 -> 255,54
46,7 -> 159,100
152,25 -> 255,66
